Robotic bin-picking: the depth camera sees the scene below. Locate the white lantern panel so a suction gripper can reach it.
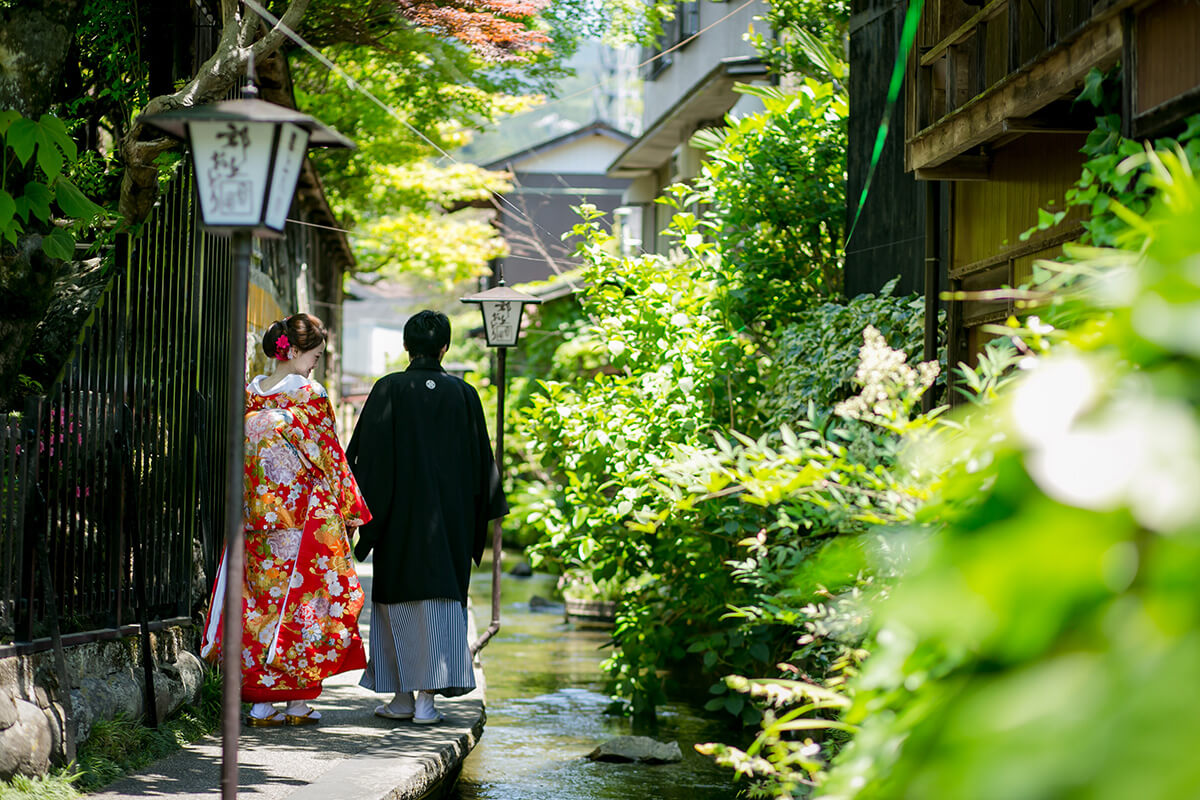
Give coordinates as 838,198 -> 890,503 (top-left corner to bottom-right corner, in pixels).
481,299 -> 522,347
264,123 -> 310,232
188,120 -> 276,227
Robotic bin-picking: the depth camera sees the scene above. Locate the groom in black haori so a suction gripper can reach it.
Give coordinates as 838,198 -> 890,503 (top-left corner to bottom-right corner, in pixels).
347,309 -> 508,724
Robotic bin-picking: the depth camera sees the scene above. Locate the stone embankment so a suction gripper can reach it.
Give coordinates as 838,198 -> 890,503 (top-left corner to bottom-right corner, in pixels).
0,622 -> 202,778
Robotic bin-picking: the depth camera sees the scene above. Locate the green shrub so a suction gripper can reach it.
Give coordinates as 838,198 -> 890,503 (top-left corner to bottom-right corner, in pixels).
693,80 -> 847,329
761,279 -> 933,427
698,141 -> 1200,800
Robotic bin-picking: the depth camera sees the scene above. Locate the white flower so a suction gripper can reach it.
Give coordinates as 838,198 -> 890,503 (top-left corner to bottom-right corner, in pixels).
289,572 -> 304,588
264,511 -> 278,523
1012,355 -> 1099,444
302,624 -> 323,645
316,556 -> 330,569
834,326 -> 937,423
269,586 -> 283,598
1024,388 -> 1200,531
259,673 -> 277,687
330,602 -> 345,616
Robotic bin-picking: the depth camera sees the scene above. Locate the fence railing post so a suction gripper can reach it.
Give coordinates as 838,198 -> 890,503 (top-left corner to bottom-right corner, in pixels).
16,396 -> 43,643
120,403 -> 159,727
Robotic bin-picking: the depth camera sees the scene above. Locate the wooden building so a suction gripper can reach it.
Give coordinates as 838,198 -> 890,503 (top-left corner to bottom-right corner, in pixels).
848,0 -> 1200,383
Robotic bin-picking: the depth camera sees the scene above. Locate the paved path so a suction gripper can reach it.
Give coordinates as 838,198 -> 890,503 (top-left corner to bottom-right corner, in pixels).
92,559 -> 485,800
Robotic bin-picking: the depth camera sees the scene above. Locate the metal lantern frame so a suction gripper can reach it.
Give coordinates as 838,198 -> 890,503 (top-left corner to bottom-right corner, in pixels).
142,86 -> 353,800
460,283 -> 543,348
142,89 -> 353,236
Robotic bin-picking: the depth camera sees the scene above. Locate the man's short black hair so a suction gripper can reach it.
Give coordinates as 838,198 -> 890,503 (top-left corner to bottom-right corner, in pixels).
404,310 -> 452,359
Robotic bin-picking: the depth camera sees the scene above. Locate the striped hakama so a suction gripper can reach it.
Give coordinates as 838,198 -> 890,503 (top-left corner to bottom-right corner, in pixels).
360,599 -> 475,698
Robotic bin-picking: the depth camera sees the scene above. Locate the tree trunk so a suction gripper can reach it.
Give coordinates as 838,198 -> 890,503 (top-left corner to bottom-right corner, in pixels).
0,1 -> 310,408
0,1 -> 81,117
119,0 -> 311,223
0,1 -> 82,411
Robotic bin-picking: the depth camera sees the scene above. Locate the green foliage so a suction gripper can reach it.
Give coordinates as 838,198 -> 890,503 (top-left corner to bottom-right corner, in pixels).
1021,67 -> 1200,249
69,0 -> 150,136
355,206 -> 509,287
0,771 -> 81,800
514,200 -> 937,722
747,0 -> 851,79
0,111 -> 107,256
293,44 -> 528,284
694,135 -> 1200,800
507,59 -> 920,724
804,144 -> 1200,800
693,79 -> 847,328
515,199 -> 763,715
761,279 -> 931,429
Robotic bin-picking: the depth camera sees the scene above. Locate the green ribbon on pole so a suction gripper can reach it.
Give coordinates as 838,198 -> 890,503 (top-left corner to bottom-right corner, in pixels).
845,0 -> 926,247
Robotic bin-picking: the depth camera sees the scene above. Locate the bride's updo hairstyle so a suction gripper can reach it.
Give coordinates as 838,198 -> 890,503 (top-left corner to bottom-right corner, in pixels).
263,313 -> 327,361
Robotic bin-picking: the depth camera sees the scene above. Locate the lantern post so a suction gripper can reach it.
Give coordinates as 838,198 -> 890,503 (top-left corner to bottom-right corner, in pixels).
460,282 -> 542,653
141,82 -> 352,799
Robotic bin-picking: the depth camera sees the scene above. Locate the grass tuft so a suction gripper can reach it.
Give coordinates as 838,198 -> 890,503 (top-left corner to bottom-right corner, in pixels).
0,770 -> 81,800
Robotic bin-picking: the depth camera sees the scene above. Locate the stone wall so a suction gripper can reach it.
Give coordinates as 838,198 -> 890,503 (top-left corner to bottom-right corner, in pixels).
0,624 -> 203,779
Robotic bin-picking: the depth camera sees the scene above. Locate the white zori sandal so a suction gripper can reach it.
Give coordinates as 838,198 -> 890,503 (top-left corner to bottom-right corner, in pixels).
375,692 -> 415,720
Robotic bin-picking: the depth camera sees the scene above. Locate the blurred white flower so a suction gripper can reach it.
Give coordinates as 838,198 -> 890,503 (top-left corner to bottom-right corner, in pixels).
1023,379 -> 1200,531
1011,355 -> 1100,443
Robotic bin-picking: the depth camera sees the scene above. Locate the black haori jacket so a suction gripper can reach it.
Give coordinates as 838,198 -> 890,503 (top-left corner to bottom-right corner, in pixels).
346,357 -> 508,605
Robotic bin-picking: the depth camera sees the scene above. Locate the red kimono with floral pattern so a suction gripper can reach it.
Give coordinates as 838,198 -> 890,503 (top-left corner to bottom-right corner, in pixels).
200,375 -> 371,702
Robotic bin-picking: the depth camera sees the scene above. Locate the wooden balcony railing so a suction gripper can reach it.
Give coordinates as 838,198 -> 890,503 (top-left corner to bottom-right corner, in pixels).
907,0 -> 1125,173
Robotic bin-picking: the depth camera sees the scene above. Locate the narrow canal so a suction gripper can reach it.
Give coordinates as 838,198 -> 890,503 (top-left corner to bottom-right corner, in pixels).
453,556 -> 743,800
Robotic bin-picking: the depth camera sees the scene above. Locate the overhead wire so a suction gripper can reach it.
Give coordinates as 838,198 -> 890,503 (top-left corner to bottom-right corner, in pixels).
244,0 -> 761,276
442,0 -> 759,133
249,0 -> 906,284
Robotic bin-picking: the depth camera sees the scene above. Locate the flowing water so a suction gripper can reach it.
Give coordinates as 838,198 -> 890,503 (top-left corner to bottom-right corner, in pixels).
452,560 -> 743,800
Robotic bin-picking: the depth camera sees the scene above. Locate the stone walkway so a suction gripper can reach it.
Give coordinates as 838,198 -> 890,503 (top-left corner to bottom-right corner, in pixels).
91,560 -> 485,800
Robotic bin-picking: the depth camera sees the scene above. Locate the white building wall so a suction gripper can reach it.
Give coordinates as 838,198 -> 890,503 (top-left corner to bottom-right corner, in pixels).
642,0 -> 768,130
512,135 -> 631,174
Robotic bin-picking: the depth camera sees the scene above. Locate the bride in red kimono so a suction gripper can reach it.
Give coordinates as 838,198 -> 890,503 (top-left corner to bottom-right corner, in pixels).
200,313 -> 371,727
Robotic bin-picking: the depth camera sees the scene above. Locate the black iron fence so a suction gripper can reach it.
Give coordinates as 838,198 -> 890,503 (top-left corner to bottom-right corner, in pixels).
0,168 -> 297,655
